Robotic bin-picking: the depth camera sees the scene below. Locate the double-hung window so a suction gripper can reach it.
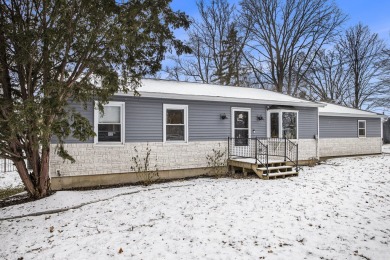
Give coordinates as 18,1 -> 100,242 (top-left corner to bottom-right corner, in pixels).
268,110 -> 298,139
358,120 -> 366,138
94,101 -> 125,144
163,104 -> 188,142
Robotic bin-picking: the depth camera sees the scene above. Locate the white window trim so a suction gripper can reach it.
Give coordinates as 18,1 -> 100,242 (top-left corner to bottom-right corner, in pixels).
163,104 -> 188,143
231,107 -> 251,138
358,120 -> 366,138
94,101 -> 125,145
267,109 -> 299,139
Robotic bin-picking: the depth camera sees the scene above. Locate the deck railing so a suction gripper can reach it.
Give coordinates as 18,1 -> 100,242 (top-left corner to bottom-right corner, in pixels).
256,139 -> 269,175
228,137 -> 258,159
228,137 -> 299,175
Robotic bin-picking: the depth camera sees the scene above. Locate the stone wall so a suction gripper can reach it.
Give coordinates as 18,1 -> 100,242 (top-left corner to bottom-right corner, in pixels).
297,139 -> 318,160
50,139 -> 318,178
319,137 -> 382,158
50,141 -> 228,177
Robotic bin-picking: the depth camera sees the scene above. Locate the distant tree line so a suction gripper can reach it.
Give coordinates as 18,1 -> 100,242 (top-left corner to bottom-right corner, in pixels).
162,0 -> 390,112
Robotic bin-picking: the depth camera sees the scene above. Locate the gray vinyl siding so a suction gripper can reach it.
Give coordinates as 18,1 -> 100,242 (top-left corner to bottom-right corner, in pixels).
189,102 -> 241,140
52,102 -> 94,144
59,96 -> 318,143
298,107 -> 318,139
122,96 -> 163,142
319,116 -> 381,138
120,97 -> 269,141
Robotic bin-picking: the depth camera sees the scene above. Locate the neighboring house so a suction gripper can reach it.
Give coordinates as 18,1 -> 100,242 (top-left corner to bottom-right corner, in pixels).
49,79 -> 385,189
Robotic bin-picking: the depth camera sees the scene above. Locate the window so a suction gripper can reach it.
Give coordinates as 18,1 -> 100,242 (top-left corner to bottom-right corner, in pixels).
282,112 -> 297,139
358,120 -> 366,138
232,108 -> 251,146
270,112 -> 279,138
94,101 -> 125,144
267,110 -> 298,139
163,104 -> 188,142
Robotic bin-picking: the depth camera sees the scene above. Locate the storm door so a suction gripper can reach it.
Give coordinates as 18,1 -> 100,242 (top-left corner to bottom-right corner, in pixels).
232,108 -> 251,146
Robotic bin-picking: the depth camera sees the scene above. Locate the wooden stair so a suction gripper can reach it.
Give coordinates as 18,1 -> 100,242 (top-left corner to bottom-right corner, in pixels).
251,161 -> 298,180
228,158 -> 299,180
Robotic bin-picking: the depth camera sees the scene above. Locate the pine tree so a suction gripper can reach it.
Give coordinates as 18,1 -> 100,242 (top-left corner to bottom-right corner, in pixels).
0,0 -> 190,198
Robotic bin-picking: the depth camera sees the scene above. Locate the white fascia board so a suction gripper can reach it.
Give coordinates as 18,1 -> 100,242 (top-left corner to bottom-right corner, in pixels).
115,91 -> 325,108
319,112 -> 385,118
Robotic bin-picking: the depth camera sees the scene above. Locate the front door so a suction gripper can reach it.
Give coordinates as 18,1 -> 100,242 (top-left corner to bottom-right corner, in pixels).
232,108 -> 251,146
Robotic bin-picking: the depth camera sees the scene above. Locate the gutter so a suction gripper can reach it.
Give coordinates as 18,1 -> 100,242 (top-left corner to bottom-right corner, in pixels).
319,112 -> 386,118
115,92 -> 326,108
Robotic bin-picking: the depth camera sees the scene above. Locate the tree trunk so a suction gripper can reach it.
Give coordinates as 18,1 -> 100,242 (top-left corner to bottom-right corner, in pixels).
38,147 -> 50,197
12,147 -> 51,199
14,159 -> 36,196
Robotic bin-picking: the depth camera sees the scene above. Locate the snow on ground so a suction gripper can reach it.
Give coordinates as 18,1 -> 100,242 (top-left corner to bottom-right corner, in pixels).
0,185 -> 146,219
0,158 -> 21,189
0,171 -> 22,189
1,153 -> 389,259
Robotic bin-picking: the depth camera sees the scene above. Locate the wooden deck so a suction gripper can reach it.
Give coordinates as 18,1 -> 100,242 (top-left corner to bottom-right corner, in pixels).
228,157 -> 298,180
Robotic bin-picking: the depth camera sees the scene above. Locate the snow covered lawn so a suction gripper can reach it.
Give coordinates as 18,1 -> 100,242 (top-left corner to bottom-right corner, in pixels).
1,153 -> 390,259
0,171 -> 22,189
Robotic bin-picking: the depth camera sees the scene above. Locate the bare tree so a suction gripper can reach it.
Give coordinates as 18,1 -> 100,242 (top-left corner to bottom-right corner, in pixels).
164,0 -> 250,86
375,48 -> 390,113
299,48 -> 350,104
339,23 -> 386,109
240,0 -> 346,93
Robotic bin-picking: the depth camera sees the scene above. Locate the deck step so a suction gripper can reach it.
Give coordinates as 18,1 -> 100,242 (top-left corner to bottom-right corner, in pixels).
264,171 -> 298,178
257,165 -> 293,171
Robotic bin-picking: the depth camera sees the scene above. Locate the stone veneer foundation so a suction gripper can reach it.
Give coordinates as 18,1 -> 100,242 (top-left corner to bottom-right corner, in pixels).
50,139 -> 317,190
319,137 -> 382,158
296,139 -> 318,161
50,141 -> 228,177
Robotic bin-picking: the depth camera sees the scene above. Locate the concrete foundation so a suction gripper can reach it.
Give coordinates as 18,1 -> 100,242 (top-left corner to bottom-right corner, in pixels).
50,166 -> 224,190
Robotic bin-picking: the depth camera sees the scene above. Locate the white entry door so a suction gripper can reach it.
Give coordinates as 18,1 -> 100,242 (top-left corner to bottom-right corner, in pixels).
231,107 -> 251,146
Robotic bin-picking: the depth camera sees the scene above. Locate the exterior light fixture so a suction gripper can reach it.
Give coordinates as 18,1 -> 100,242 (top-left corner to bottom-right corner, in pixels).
257,115 -> 264,121
220,113 -> 228,120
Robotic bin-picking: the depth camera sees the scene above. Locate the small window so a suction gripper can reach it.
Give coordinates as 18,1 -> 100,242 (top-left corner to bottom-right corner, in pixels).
94,101 -> 125,144
270,112 -> 279,138
163,104 -> 188,142
358,120 -> 366,138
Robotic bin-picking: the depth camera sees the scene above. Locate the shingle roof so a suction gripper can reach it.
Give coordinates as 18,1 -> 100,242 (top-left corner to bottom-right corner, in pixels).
319,102 -> 384,118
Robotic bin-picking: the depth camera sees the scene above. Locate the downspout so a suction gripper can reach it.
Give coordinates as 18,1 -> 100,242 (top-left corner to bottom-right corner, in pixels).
316,108 -> 320,159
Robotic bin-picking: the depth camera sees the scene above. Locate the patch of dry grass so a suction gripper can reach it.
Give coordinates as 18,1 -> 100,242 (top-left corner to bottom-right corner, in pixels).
0,186 -> 25,200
